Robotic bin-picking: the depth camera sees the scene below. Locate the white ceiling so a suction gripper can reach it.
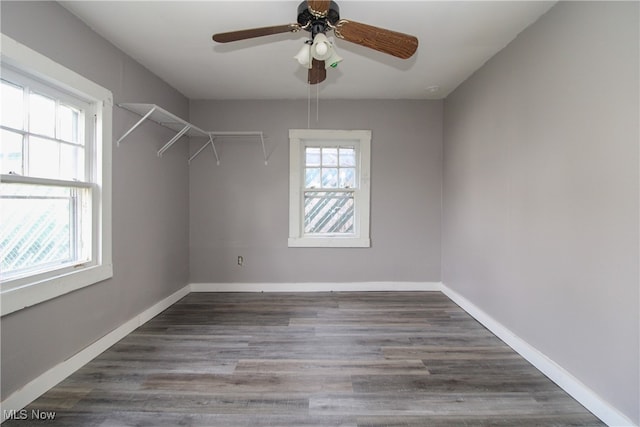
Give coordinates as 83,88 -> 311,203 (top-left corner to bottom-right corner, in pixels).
60,1 -> 555,100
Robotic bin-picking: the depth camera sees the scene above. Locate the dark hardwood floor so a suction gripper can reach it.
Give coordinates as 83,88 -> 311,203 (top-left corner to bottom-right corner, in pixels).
9,292 -> 605,426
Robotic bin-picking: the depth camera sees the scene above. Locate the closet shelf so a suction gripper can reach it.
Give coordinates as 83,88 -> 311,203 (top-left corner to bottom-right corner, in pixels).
117,103 -> 267,165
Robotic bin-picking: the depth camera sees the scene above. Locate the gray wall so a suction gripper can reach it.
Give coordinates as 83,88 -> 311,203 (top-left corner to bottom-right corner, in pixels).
189,100 -> 442,284
0,2 -> 190,399
442,2 -> 639,424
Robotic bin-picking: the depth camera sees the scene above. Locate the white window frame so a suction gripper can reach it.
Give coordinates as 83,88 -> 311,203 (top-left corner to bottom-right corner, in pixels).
0,34 -> 113,316
288,129 -> 371,248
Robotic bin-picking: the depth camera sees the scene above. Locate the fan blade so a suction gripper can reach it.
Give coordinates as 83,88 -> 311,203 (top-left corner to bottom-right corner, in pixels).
336,20 -> 418,59
307,0 -> 331,17
213,24 -> 299,43
308,59 -> 326,84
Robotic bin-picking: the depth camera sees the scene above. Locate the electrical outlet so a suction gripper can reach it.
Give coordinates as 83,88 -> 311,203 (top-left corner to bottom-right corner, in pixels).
237,256 -> 244,266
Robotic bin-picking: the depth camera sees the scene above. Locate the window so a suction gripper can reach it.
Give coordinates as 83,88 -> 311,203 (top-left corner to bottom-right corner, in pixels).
0,34 -> 112,315
289,129 -> 371,247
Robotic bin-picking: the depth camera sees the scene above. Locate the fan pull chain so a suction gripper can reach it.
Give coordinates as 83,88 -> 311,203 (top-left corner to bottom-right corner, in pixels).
308,44 -> 312,129
307,79 -> 311,129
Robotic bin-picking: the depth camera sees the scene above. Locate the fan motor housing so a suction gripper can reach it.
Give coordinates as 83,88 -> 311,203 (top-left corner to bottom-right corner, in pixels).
297,1 -> 340,36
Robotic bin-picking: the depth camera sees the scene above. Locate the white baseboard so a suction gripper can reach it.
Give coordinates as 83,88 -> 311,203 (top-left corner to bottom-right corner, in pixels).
0,284 -> 190,423
190,281 -> 443,293
440,283 -> 636,427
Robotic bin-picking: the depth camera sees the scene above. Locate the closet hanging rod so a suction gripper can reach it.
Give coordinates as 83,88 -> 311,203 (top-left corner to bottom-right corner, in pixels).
189,131 -> 268,165
211,131 -> 267,166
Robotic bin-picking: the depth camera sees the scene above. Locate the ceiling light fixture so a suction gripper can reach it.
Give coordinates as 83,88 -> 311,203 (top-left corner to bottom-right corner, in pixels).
323,40 -> 343,69
311,33 -> 331,59
295,34 -> 343,72
294,40 -> 313,69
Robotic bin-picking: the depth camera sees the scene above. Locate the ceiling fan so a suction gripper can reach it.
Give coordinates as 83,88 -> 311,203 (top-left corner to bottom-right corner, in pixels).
212,0 -> 418,85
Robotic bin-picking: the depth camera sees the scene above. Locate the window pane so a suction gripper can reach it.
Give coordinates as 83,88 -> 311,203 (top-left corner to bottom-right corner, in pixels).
58,104 -> 80,144
29,92 -> 56,137
322,147 -> 338,166
0,183 -> 83,276
305,167 -> 320,188
321,168 -> 338,188
29,136 -> 60,179
1,130 -> 23,175
339,147 -> 355,166
339,167 -> 355,189
60,144 -> 84,181
305,147 -> 321,167
304,191 -> 354,234
1,80 -> 24,130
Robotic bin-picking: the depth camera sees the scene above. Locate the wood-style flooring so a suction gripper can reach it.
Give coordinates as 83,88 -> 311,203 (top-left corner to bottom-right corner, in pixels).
8,292 -> 605,426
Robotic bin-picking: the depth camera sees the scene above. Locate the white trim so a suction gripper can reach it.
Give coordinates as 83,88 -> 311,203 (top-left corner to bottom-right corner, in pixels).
0,174 -> 94,188
0,33 -> 113,317
288,129 -> 371,248
287,237 -> 371,248
190,282 -> 442,293
440,283 -> 636,427
0,264 -> 113,315
0,34 -> 110,102
0,285 -> 190,423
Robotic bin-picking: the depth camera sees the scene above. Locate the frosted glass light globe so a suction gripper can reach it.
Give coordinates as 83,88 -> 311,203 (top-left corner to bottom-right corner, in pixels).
315,42 -> 328,56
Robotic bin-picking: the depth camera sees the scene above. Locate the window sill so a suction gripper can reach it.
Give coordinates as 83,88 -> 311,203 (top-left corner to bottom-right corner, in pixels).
288,237 -> 371,248
1,264 -> 113,316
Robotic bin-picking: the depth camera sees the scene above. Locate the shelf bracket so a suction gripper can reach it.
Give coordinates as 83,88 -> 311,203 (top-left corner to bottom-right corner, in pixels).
157,124 -> 191,157
210,136 -> 220,166
116,105 -> 156,146
260,132 -> 268,166
189,135 -> 220,166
